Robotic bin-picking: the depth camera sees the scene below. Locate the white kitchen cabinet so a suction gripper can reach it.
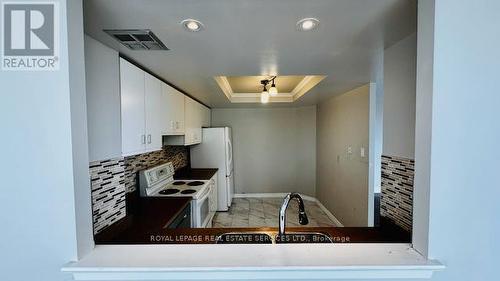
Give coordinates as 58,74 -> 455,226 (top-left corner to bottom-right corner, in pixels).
85,36 -> 122,162
201,104 -> 211,128
120,58 -> 146,156
120,58 -> 169,156
163,84 -> 185,135
144,73 -> 167,152
184,96 -> 203,145
121,57 -> 209,149
164,96 -> 210,146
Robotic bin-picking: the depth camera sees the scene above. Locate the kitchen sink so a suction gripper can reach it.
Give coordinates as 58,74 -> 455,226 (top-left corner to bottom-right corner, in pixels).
216,193 -> 334,244
215,231 -> 333,244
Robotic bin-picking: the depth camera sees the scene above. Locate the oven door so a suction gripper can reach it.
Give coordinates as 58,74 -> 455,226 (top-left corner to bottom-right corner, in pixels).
193,186 -> 212,228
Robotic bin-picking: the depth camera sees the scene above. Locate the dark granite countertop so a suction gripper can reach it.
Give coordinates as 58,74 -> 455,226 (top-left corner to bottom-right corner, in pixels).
94,195 -> 191,244
95,199 -> 409,244
94,225 -> 410,244
95,171 -> 410,245
174,167 -> 218,180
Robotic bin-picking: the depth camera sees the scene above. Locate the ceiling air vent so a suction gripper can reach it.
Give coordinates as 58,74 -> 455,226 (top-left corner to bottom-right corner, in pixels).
103,29 -> 169,50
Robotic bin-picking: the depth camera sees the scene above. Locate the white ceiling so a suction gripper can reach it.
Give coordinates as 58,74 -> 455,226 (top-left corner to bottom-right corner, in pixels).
83,0 -> 416,108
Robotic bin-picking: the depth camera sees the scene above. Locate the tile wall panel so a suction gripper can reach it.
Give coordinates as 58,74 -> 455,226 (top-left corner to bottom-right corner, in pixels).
124,146 -> 188,193
89,158 -> 126,234
380,155 -> 414,232
90,146 -> 188,234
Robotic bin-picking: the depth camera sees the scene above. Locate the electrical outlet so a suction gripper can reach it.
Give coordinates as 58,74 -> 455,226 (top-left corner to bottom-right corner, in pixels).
360,147 -> 365,158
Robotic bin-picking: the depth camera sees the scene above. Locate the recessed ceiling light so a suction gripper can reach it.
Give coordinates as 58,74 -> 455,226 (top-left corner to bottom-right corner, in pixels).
296,18 -> 319,31
181,19 -> 204,32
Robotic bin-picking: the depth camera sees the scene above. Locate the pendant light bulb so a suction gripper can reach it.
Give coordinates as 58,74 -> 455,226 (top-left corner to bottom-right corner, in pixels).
269,82 -> 278,96
261,87 -> 270,104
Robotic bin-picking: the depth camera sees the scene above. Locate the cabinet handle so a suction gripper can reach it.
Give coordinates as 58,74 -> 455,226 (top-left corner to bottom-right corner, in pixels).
147,134 -> 152,144
141,135 -> 146,144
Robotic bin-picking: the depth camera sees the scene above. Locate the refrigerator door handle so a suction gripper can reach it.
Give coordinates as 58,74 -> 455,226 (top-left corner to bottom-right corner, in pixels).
227,139 -> 233,169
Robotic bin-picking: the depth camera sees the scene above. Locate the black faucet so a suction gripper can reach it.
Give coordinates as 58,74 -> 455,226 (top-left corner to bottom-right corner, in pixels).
279,193 -> 309,235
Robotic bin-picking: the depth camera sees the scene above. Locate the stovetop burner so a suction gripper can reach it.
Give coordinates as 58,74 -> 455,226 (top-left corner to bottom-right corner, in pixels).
159,188 -> 180,195
181,189 -> 197,194
187,181 -> 204,186
172,181 -> 186,185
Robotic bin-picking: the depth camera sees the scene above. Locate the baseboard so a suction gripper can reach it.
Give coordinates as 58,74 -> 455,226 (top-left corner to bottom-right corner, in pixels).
234,193 -> 344,227
234,192 -> 287,199
234,193 -> 316,202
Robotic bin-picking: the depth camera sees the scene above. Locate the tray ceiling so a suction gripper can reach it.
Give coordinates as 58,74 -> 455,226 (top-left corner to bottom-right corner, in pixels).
84,0 -> 416,108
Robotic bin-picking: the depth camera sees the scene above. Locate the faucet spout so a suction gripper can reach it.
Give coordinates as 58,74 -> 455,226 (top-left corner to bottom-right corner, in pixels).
279,193 -> 309,235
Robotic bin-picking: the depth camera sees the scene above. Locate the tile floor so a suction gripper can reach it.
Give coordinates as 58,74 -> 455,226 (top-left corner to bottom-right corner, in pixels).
212,197 -> 338,228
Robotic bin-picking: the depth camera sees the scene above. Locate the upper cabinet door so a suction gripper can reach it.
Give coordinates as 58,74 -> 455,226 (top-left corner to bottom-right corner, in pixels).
120,58 -> 146,156
193,100 -> 204,143
202,105 -> 211,128
184,96 -> 196,145
144,73 -> 166,152
163,84 -> 185,135
184,96 -> 202,145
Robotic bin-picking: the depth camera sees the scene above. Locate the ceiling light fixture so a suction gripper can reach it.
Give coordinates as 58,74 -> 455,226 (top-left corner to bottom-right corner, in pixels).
181,19 -> 204,32
260,76 -> 278,103
269,78 -> 278,96
261,87 -> 269,104
296,18 -> 319,31
260,78 -> 275,104
261,76 -> 278,97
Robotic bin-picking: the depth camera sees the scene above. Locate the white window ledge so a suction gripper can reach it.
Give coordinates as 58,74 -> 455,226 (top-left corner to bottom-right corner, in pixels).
62,244 -> 444,280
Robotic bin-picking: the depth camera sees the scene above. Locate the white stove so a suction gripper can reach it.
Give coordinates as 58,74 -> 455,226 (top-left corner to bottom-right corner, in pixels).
154,180 -> 209,198
138,162 -> 217,228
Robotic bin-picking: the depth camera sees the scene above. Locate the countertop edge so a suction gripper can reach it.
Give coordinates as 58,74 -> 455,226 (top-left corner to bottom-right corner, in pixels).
62,244 -> 444,280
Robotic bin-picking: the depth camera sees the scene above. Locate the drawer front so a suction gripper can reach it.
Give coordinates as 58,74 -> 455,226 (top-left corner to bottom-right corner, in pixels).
167,203 -> 192,229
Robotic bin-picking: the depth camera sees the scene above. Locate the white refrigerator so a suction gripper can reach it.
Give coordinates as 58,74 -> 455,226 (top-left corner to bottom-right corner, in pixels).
190,127 -> 234,211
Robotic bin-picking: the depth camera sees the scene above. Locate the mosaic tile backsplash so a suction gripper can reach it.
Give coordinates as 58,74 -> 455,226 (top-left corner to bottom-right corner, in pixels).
89,158 -> 126,234
124,146 -> 188,193
380,155 -> 414,232
90,146 -> 189,234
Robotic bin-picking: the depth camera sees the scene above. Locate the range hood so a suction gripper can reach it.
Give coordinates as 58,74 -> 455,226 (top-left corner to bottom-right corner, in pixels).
163,135 -> 199,147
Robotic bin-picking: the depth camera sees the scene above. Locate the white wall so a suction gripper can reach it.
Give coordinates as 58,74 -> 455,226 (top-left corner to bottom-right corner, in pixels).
316,85 -> 370,226
425,0 -> 500,279
211,106 -> 316,197
369,48 -> 384,197
84,35 -> 121,162
68,0 -> 94,259
383,33 -> 417,159
412,0 -> 435,257
0,1 -> 85,281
